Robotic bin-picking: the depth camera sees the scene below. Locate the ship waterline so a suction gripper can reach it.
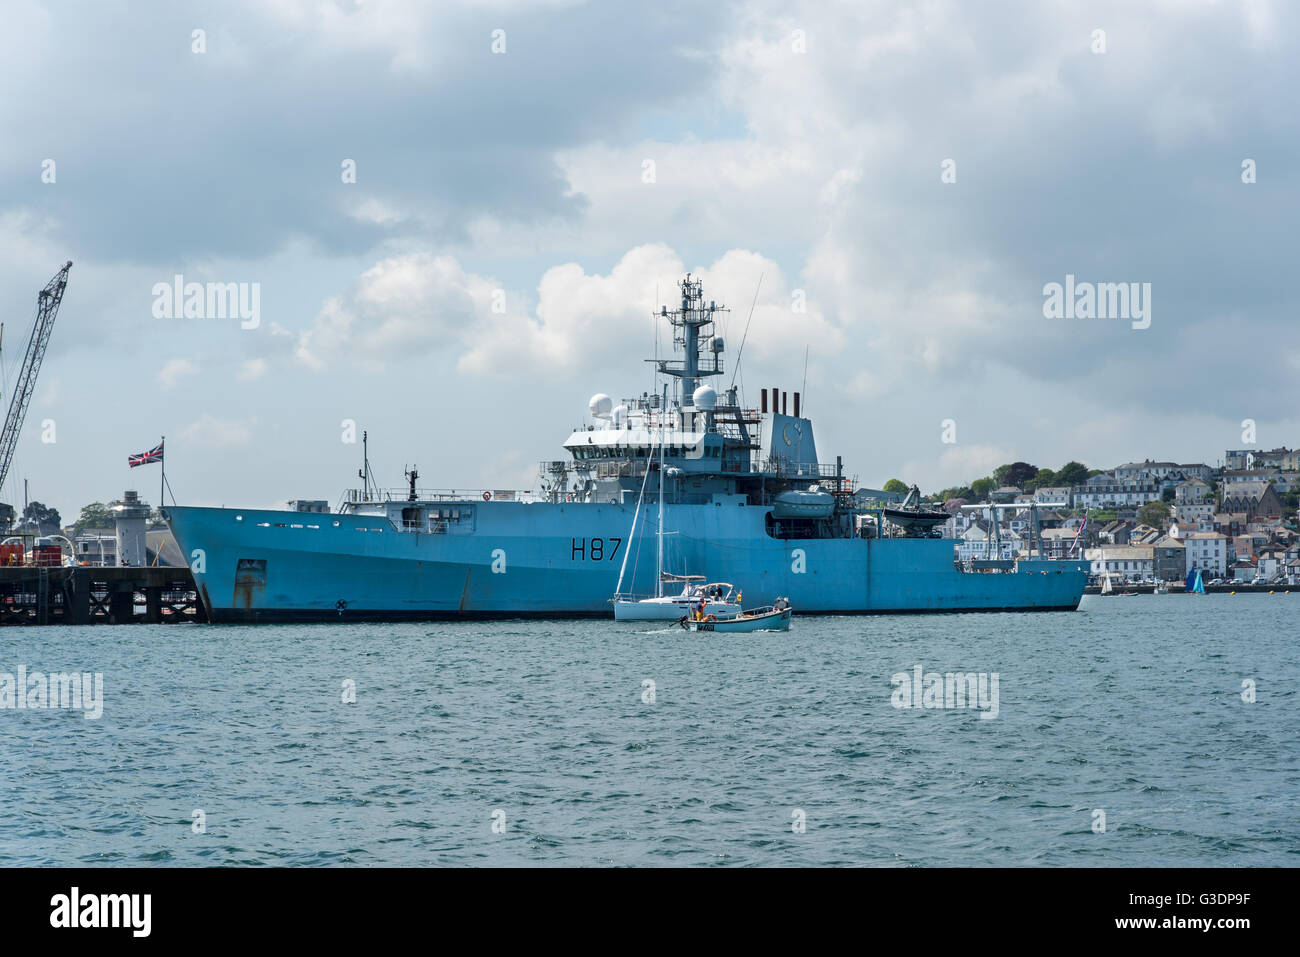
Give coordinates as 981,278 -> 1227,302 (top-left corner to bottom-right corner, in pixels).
164,502 -> 1088,622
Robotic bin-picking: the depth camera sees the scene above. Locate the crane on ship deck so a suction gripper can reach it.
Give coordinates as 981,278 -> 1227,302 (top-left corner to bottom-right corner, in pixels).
0,262 -> 73,505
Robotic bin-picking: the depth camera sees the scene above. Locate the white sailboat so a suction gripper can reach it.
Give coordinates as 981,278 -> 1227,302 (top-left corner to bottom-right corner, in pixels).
612,385 -> 742,621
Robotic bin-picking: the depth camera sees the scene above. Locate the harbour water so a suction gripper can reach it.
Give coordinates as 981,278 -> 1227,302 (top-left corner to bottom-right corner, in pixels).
1,595 -> 1295,866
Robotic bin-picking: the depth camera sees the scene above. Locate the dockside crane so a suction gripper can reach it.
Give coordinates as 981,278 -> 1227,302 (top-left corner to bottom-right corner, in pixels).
0,261 -> 72,495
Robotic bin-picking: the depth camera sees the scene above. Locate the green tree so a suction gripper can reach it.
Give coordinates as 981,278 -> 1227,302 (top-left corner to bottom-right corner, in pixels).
936,486 -> 974,503
74,502 -> 113,532
970,477 -> 996,501
21,501 -> 61,534
1026,467 -> 1056,492
993,462 -> 1038,489
882,479 -> 909,495
1055,461 -> 1090,486
0,503 -> 13,530
1137,501 -> 1172,530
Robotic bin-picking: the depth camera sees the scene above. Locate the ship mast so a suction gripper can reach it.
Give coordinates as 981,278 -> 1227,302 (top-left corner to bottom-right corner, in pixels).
656,383 -> 666,598
653,273 -> 727,415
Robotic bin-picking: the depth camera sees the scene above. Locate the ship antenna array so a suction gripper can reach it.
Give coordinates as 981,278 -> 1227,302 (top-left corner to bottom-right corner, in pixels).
358,430 -> 379,500
728,271 -> 763,393
0,262 -> 72,498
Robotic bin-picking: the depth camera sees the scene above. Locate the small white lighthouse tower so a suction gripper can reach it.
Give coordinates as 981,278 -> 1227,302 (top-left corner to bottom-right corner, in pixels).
112,490 -> 150,566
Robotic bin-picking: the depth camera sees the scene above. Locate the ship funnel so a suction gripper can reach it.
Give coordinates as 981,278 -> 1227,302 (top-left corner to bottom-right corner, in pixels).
589,393 -> 613,420
692,385 -> 717,411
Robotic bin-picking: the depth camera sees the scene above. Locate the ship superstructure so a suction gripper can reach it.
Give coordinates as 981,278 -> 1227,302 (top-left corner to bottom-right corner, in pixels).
164,275 -> 1088,621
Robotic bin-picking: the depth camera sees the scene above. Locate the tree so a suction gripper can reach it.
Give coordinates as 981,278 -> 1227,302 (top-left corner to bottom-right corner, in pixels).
970,477 -> 996,501
935,486 -> 974,502
1055,461 -> 1090,487
74,502 -> 113,532
21,501 -> 61,534
0,503 -> 12,530
1161,487 -> 1175,503
882,479 -> 909,495
1026,467 -> 1056,492
1137,501 -> 1172,530
993,462 -> 1038,489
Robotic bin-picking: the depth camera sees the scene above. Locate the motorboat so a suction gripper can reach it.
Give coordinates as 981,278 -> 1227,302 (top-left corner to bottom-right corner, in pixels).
680,599 -> 792,632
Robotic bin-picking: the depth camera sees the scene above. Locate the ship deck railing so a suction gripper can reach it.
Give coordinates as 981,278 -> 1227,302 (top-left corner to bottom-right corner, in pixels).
341,488 -> 533,505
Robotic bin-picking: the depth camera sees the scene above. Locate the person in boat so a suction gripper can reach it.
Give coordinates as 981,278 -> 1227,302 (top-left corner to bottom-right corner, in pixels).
773,596 -> 788,611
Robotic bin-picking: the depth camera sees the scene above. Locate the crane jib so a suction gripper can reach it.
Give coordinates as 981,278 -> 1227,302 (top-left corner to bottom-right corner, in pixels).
0,261 -> 72,492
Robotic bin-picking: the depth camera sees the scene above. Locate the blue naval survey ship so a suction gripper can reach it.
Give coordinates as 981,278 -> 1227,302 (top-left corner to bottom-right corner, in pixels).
164,276 -> 1088,622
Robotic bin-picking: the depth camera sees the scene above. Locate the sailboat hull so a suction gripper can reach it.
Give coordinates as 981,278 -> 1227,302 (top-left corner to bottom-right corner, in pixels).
613,597 -> 741,621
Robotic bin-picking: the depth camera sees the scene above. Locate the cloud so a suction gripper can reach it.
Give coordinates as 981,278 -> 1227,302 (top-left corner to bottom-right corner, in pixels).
177,413 -> 254,447
294,252 -> 489,371
0,0 -> 728,264
295,242 -> 845,383
157,358 -> 198,389
8,0 -> 1300,517
237,358 -> 267,381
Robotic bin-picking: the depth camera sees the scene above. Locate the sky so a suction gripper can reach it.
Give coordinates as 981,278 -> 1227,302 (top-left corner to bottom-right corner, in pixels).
1,0 -> 1297,522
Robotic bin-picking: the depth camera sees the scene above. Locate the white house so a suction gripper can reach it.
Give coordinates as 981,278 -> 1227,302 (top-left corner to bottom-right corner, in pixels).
1174,479 -> 1211,505
1174,503 -> 1214,527
1033,486 -> 1073,506
1072,472 -> 1162,509
1183,532 -> 1228,577
957,521 -> 1022,561
1084,545 -> 1154,580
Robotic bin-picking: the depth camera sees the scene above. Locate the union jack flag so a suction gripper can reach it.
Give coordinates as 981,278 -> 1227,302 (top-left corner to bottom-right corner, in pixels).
1069,514 -> 1087,555
128,441 -> 164,468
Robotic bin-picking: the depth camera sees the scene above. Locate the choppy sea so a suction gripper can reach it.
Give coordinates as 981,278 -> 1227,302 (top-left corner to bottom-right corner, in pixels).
1,594 -> 1296,866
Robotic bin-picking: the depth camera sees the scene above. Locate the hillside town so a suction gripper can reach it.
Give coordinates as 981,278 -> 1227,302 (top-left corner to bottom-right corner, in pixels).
889,449 -> 1300,585
5,449 -> 1300,586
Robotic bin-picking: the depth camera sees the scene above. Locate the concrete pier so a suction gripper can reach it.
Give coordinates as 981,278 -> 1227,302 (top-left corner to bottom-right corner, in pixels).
0,566 -> 205,625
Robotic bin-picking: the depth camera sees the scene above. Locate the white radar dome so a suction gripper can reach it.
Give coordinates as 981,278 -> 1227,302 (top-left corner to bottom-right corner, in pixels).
692,385 -> 718,411
611,405 -> 628,427
589,393 -> 613,420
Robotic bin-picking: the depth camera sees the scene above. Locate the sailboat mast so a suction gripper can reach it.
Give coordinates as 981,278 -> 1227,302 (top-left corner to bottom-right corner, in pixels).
656,384 -> 667,598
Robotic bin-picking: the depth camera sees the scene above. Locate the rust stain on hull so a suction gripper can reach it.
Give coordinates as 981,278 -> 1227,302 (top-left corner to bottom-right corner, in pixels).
457,569 -> 471,613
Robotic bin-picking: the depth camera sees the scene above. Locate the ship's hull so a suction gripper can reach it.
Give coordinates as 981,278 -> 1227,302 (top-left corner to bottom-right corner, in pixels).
164,502 -> 1089,622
